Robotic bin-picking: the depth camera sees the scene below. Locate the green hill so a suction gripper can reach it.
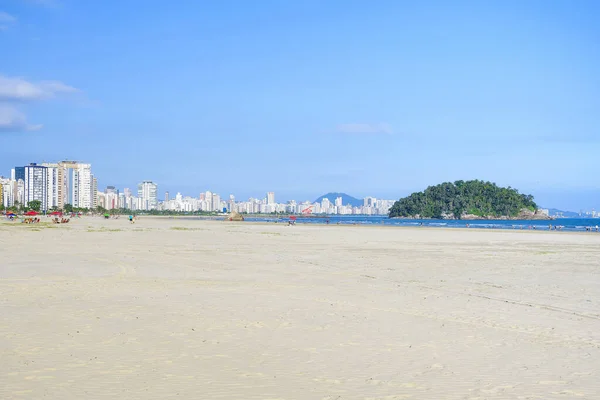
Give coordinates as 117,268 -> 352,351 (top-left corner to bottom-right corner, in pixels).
388,180 -> 538,219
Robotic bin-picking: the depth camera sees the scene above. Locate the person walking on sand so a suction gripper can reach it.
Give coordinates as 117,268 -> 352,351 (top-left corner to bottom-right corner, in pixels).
129,215 -> 134,224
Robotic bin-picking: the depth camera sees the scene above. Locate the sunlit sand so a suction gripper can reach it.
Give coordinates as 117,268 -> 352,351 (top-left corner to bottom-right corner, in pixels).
1,217 -> 599,399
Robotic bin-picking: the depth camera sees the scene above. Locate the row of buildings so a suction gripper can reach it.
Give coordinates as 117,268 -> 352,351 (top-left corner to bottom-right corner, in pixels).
1,161 -> 393,215
0,161 -> 96,211
159,191 -> 394,215
97,181 -> 158,212
0,161 -> 158,212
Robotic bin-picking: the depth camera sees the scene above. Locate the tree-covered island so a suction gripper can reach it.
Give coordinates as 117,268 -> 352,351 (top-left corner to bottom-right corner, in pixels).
388,180 -> 549,220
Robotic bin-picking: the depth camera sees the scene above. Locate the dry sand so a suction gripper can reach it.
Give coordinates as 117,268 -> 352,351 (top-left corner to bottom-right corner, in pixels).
1,217 -> 600,399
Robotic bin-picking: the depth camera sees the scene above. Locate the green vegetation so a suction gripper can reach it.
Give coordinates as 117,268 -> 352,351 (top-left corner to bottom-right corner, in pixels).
28,200 -> 42,212
388,180 -> 538,219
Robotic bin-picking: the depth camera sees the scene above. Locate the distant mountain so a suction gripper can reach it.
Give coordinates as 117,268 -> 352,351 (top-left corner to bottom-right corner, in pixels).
314,192 -> 363,207
547,208 -> 580,218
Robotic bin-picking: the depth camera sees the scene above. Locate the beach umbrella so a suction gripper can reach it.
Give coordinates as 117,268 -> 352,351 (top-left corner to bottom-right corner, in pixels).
25,211 -> 38,216
50,211 -> 62,216
290,216 -> 297,220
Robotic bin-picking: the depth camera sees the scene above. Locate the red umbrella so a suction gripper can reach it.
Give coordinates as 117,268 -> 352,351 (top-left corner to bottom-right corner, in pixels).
290,216 -> 297,220
50,211 -> 62,216
25,211 -> 38,216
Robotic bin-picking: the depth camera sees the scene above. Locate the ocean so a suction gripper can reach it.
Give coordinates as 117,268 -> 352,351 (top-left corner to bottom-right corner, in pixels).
239,215 -> 600,233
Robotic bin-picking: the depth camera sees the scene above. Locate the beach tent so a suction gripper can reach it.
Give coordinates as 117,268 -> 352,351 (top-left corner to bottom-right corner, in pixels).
25,211 -> 38,216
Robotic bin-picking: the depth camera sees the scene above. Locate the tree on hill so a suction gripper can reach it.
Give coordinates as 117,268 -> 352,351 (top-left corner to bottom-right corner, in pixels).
388,180 -> 537,219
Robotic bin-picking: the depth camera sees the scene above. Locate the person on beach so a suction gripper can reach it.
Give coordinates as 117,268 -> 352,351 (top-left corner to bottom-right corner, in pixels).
129,215 -> 134,224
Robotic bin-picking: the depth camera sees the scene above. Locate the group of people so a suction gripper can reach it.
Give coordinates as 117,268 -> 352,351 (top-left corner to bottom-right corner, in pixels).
585,225 -> 599,232
52,217 -> 71,224
22,217 -> 41,224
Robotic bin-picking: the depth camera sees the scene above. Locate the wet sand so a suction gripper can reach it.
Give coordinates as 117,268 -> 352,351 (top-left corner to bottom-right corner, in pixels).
1,217 -> 600,399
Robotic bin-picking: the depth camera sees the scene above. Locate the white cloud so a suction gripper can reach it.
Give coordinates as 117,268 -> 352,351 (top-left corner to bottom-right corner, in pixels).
0,105 -> 42,133
335,123 -> 393,135
0,75 -> 78,101
0,11 -> 16,31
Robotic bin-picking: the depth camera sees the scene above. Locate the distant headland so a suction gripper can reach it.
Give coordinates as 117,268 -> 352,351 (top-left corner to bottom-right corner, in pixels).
388,180 -> 551,220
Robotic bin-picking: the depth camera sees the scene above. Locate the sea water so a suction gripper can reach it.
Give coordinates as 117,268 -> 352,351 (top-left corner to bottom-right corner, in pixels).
240,215 -> 600,232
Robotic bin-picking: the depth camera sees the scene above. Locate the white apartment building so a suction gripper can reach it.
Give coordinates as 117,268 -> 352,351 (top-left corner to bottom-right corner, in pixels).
46,166 -> 59,209
138,181 -> 158,210
24,163 -> 48,210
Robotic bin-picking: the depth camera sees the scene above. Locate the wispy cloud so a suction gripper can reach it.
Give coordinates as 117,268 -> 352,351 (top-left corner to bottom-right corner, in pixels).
0,75 -> 78,101
0,74 -> 78,134
0,105 -> 42,133
0,11 -> 16,31
335,123 -> 393,135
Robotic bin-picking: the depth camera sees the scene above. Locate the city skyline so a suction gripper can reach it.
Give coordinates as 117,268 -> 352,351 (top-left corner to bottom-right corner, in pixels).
0,1 -> 598,211
1,158 -> 599,213
0,159 -> 397,215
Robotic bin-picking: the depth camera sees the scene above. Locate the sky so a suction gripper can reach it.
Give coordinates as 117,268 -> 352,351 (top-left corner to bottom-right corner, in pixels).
0,0 -> 599,210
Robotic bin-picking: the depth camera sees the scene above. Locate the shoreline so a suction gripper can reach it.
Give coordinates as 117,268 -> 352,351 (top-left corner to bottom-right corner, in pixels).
5,215 -> 598,236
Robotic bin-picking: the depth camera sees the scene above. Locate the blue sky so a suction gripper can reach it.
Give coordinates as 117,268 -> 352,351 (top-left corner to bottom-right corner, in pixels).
0,0 -> 598,209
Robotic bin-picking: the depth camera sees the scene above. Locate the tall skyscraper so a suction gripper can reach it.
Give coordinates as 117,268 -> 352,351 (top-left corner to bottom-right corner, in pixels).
137,181 -> 158,210
165,191 -> 170,202
24,163 -> 48,210
267,192 -> 275,205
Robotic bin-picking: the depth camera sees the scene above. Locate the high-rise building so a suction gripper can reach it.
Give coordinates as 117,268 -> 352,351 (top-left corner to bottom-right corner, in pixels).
15,179 -> 25,206
165,191 -> 170,202
335,196 -> 343,208
23,163 -> 48,210
72,163 -> 92,208
212,193 -> 221,212
137,181 -> 158,210
104,186 -> 118,210
42,163 -> 64,209
91,175 -> 98,209
14,167 -> 25,182
0,182 -> 3,207
204,191 -> 212,211
0,178 -> 14,207
267,192 -> 275,205
46,166 -> 59,210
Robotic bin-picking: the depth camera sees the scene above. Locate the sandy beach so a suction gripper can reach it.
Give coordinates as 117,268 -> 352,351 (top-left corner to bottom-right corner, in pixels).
1,217 -> 599,399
